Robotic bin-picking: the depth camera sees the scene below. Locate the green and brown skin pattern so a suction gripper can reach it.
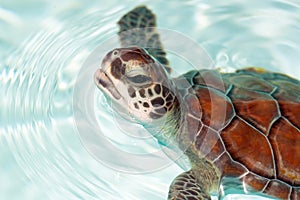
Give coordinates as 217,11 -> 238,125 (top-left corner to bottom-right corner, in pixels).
94,6 -> 300,200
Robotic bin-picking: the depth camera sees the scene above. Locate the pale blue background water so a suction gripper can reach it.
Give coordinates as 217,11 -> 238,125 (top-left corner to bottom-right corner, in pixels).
1,0 -> 300,199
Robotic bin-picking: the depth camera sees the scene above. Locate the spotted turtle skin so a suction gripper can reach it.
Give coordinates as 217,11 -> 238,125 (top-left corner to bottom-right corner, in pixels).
176,68 -> 300,199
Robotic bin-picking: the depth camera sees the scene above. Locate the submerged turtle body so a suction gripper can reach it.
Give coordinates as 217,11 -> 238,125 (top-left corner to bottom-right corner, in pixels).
174,68 -> 300,199
94,6 -> 300,200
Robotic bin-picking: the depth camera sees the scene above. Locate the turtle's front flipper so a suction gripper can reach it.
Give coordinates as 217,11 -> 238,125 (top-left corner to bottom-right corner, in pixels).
168,170 -> 211,200
117,6 -> 171,73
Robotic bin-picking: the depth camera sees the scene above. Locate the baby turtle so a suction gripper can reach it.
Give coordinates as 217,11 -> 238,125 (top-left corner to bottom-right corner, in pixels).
94,6 -> 300,200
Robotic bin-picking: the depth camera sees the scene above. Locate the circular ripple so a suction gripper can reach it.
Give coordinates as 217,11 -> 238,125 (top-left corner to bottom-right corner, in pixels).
0,6 -> 128,199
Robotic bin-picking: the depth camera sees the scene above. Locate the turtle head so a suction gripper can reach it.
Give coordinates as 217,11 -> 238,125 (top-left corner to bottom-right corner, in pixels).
94,47 -> 177,124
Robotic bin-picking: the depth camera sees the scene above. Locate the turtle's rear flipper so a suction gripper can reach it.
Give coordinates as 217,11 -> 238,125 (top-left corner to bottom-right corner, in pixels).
168,170 -> 211,200
118,6 -> 171,73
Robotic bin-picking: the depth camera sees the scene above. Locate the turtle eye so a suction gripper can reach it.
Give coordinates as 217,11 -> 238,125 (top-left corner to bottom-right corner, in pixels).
127,74 -> 152,85
111,50 -> 120,57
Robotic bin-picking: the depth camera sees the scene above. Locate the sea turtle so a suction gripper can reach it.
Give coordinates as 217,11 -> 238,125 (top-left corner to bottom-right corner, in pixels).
94,6 -> 300,200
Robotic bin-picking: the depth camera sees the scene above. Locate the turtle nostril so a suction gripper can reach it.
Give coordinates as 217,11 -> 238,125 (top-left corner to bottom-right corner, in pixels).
98,78 -> 107,87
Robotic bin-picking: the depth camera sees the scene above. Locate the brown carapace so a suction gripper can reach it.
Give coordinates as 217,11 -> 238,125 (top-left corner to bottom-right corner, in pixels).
178,68 -> 300,199
95,5 -> 300,200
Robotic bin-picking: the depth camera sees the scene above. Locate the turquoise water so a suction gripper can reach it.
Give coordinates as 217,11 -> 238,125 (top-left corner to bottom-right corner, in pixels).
1,0 -> 300,199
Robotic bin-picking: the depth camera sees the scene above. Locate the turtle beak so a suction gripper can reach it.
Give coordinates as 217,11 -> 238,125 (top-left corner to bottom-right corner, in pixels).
94,68 -> 122,100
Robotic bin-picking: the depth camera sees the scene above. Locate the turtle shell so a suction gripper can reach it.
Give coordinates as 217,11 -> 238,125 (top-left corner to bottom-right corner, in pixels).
176,68 -> 300,199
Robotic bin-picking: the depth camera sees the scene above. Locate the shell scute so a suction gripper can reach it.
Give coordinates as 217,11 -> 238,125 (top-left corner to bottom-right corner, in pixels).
264,180 -> 291,199
193,69 -> 228,92
184,94 -> 202,119
194,86 -> 234,131
241,173 -> 268,192
194,126 -> 224,160
228,87 -> 280,134
235,68 -> 300,85
228,74 -> 275,93
180,114 -> 202,144
277,101 -> 300,129
213,152 -> 248,177
220,117 -> 275,178
272,80 -> 300,129
269,117 -> 300,185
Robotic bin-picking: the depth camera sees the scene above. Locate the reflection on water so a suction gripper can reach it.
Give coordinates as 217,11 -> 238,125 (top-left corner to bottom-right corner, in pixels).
0,0 -> 299,199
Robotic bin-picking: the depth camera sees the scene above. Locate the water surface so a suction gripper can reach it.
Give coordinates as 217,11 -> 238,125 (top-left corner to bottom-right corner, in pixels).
1,0 -> 300,199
